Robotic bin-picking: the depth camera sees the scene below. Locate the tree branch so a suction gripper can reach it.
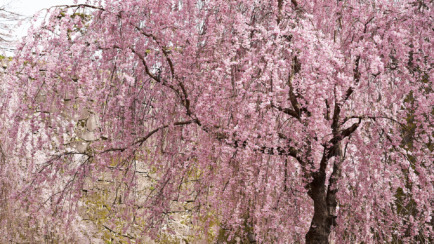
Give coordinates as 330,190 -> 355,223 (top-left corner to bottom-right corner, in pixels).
99,120 -> 194,154
271,103 -> 300,120
342,115 -> 405,127
52,4 -> 105,11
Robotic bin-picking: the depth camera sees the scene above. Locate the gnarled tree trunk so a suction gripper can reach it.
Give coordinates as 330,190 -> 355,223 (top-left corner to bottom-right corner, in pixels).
305,143 -> 342,244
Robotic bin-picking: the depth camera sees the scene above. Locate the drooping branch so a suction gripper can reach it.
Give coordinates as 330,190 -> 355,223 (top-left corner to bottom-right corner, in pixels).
52,4 -> 105,11
99,120 -> 195,154
128,30 -> 194,117
342,115 -> 405,128
208,128 -> 304,165
133,26 -> 175,79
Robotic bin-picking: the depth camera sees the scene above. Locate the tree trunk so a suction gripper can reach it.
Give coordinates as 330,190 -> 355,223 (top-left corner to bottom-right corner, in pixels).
305,172 -> 332,244
305,154 -> 341,243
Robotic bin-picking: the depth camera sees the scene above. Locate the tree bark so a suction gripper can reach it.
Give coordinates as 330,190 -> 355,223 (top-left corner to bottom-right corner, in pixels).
305,147 -> 341,244
305,172 -> 333,244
